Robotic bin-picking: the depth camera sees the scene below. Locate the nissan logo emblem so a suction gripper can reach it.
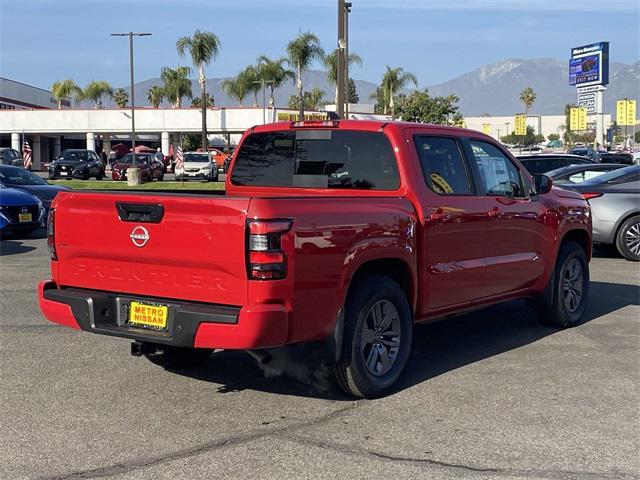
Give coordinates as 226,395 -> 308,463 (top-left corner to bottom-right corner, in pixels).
130,226 -> 149,247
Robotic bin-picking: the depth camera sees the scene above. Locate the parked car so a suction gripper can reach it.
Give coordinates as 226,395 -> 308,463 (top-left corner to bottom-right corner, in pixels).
569,146 -> 597,159
175,152 -> 218,181
112,153 -> 165,182
0,165 -> 70,216
545,163 -> 626,185
562,165 -> 639,261
49,149 -> 106,180
516,154 -> 593,175
592,151 -> 634,165
0,148 -> 23,167
0,184 -> 45,236
39,120 -> 592,398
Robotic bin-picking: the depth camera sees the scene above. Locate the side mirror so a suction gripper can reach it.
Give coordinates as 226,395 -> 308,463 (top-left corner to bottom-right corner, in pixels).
533,174 -> 553,195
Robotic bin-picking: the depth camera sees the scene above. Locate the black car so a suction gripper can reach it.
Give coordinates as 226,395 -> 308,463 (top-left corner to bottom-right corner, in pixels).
545,163 -> 626,185
0,148 -> 23,167
48,149 -> 105,180
0,165 -> 70,216
592,152 -> 634,165
569,146 -> 597,159
516,154 -> 594,175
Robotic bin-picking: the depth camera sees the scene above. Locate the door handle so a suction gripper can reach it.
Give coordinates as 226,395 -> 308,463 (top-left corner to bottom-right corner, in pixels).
487,207 -> 500,218
428,209 -> 450,223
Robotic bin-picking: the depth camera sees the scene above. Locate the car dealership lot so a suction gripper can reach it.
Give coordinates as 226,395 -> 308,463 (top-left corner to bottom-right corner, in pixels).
1,235 -> 638,480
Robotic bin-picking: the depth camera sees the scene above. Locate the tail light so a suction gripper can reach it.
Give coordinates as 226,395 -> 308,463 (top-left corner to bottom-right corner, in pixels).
247,220 -> 292,280
47,209 -> 57,260
582,192 -> 603,201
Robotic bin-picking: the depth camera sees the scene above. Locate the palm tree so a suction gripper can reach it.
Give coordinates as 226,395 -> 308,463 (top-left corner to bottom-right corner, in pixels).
147,85 -> 164,108
256,56 -> 294,107
380,66 -> 418,119
113,88 -> 129,108
176,30 -> 221,150
241,65 -> 261,107
286,31 -> 325,118
519,87 -> 536,118
191,93 -> 214,108
82,80 -> 114,109
323,49 -> 363,105
51,79 -> 82,109
160,66 -> 192,107
221,75 -> 249,106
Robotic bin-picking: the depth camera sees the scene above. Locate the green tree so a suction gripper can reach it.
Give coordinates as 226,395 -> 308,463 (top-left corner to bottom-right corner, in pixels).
500,126 -> 544,146
113,88 -> 129,108
191,92 -> 214,108
547,133 -> 560,142
370,86 -> 386,114
380,66 -> 418,119
181,133 -> 202,152
176,30 -> 221,150
147,85 -> 164,108
221,70 -> 252,106
255,56 -> 294,107
519,87 -> 536,118
51,79 -> 82,109
160,66 -> 192,107
394,89 -> 462,125
82,80 -> 113,108
348,78 -> 359,104
240,65 -> 261,107
286,31 -> 325,118
287,88 -> 326,111
323,49 -> 363,105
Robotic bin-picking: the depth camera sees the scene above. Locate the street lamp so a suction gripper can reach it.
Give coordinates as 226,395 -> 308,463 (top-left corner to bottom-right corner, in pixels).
344,2 -> 352,118
110,32 -> 151,164
252,79 -> 276,124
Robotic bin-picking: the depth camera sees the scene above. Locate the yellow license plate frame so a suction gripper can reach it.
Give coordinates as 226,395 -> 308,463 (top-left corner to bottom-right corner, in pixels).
128,301 -> 168,330
18,213 -> 32,223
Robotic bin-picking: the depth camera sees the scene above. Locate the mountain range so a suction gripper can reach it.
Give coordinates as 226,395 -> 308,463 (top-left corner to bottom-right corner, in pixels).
108,58 -> 639,117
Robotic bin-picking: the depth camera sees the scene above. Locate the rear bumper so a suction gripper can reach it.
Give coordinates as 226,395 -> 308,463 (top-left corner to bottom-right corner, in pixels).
38,281 -> 289,349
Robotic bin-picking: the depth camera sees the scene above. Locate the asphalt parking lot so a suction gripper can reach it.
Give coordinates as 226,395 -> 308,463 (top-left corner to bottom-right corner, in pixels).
1,234 -> 638,480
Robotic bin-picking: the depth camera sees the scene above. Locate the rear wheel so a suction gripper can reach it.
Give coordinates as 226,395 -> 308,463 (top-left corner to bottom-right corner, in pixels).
615,215 -> 640,262
96,170 -> 104,180
534,241 -> 589,328
334,275 -> 412,398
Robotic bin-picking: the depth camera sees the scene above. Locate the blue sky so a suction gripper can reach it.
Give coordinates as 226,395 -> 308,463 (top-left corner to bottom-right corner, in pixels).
0,0 -> 638,90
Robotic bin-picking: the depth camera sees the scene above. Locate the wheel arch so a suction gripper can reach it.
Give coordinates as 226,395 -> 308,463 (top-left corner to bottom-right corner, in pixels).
612,210 -> 640,245
559,228 -> 592,261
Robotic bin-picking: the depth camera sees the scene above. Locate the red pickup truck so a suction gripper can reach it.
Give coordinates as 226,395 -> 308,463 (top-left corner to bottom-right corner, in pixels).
38,120 -> 592,398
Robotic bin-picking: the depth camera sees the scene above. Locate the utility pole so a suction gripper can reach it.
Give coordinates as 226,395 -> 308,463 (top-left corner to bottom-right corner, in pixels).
110,32 -> 151,165
337,0 -> 345,119
344,2 -> 352,118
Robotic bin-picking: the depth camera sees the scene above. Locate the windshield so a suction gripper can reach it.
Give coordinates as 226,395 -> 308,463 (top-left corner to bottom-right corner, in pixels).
59,150 -> 89,162
118,153 -> 151,164
184,153 -> 210,163
0,166 -> 48,185
582,165 -> 640,184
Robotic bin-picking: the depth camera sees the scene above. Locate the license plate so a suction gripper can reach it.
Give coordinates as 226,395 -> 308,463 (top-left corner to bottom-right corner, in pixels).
18,213 -> 32,222
128,301 -> 168,330
60,172 -> 67,176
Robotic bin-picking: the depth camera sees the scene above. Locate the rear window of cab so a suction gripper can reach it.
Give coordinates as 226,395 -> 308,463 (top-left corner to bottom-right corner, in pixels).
230,130 -> 400,190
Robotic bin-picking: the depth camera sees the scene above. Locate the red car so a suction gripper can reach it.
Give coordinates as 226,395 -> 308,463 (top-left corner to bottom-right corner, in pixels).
39,120 -> 591,398
112,153 -> 165,181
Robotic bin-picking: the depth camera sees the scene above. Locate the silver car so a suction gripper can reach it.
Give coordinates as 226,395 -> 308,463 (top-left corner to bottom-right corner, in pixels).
563,165 -> 640,261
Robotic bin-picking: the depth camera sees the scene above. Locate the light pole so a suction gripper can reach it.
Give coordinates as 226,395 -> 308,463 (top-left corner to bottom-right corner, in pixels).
505,122 -> 510,137
110,32 -> 151,165
252,80 -> 276,124
344,2 -> 352,118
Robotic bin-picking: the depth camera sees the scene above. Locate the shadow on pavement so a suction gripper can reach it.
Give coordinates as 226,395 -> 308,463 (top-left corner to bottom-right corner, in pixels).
164,280 -> 639,400
0,238 -> 37,255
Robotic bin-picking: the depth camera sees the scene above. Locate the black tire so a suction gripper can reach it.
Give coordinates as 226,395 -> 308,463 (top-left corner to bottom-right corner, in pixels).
147,346 -> 212,369
534,241 -> 589,328
82,170 -> 90,180
615,215 -> 640,262
158,172 -> 164,181
96,171 -> 104,180
334,275 -> 412,398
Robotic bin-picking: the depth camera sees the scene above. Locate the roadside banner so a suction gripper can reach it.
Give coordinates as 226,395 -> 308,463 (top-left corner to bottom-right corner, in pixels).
482,123 -> 491,135
22,141 -> 32,169
569,107 -> 587,131
514,114 -> 527,136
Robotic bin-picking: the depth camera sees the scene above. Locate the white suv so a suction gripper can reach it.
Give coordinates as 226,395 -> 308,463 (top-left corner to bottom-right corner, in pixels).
176,152 -> 218,181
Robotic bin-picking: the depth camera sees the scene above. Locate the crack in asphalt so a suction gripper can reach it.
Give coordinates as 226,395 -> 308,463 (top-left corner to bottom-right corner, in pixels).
39,401 -> 360,480
277,433 -> 639,480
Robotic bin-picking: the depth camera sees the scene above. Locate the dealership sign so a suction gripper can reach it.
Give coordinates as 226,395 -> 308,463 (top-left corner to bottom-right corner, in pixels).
569,42 -> 609,87
578,92 -> 597,114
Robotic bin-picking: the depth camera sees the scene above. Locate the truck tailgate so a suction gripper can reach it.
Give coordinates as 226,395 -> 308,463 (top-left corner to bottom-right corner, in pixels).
53,191 -> 249,306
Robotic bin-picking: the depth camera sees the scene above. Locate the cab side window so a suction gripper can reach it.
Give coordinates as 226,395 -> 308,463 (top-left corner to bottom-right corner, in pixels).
414,136 -> 472,195
468,140 -> 526,198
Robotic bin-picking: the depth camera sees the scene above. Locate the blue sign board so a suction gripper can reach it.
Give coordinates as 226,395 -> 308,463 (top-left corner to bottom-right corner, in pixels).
569,42 -> 609,86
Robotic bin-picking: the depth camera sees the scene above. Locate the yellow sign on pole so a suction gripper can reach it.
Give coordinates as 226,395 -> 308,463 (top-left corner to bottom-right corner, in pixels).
626,100 -> 636,126
514,114 -> 527,136
616,99 -> 637,126
482,123 -> 491,135
569,107 -> 587,131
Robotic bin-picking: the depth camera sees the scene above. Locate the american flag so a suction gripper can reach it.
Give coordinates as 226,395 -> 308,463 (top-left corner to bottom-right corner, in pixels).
22,141 -> 32,170
175,145 -> 184,173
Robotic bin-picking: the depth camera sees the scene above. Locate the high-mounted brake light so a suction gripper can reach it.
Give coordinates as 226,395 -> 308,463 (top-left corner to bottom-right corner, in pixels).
581,192 -> 603,201
47,209 -> 57,260
291,120 -> 339,128
247,219 -> 292,280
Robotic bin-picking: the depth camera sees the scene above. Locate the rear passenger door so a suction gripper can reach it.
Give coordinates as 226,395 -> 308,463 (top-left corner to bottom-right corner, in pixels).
412,134 -> 494,311
464,139 -> 547,297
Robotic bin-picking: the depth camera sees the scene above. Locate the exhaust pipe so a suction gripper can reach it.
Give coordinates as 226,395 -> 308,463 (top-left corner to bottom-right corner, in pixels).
246,349 -> 272,365
130,341 -> 156,357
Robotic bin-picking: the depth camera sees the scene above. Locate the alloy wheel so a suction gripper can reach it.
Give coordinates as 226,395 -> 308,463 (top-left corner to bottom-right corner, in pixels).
562,258 -> 584,313
359,299 -> 401,376
625,222 -> 640,257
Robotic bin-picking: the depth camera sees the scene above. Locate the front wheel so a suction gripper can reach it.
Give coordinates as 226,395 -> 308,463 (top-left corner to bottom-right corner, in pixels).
334,275 -> 412,398
534,241 -> 589,328
615,215 -> 640,262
